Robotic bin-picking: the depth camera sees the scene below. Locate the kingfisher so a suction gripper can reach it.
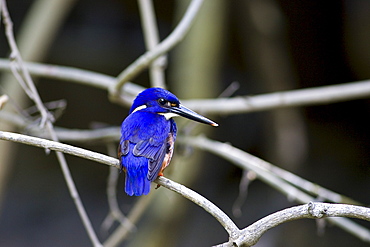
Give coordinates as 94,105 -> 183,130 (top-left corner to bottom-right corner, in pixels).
118,87 -> 218,196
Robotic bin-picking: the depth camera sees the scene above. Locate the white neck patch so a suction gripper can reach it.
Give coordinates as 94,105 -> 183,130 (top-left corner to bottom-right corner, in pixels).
131,105 -> 147,114
158,112 -> 179,120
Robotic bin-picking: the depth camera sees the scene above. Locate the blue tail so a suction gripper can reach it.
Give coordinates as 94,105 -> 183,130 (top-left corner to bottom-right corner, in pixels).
124,158 -> 151,196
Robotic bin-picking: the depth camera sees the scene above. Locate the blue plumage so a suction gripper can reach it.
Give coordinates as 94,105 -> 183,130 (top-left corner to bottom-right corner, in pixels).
119,88 -> 217,196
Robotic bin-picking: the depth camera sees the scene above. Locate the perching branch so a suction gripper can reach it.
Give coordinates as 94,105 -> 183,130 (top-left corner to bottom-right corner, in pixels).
155,176 -> 240,240
0,131 -> 119,168
1,131 -> 369,246
0,109 -> 365,209
0,130 -> 238,240
0,111 -> 363,206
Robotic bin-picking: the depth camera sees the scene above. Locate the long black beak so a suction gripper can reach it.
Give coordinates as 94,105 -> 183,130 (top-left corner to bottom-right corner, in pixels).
169,104 -> 218,127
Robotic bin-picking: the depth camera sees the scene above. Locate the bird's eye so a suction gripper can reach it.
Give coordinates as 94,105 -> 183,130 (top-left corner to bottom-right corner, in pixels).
158,98 -> 167,106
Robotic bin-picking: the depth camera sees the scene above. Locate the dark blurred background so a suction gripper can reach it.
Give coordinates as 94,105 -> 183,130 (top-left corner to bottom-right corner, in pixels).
0,0 -> 369,246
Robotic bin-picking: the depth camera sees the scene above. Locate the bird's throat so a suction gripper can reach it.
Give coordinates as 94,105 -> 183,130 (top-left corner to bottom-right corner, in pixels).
158,112 -> 179,120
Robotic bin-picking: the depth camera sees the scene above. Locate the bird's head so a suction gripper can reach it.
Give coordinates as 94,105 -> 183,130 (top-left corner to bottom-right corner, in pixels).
130,87 -> 218,127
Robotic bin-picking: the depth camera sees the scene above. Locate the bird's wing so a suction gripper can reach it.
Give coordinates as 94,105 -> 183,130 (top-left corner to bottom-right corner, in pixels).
132,138 -> 167,181
119,113 -> 176,181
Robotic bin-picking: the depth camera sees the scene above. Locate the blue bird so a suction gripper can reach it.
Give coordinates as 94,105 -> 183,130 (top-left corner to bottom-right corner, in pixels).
118,87 -> 218,196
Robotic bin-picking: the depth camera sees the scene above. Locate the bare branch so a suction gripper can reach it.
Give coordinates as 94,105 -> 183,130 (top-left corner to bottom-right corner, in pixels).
0,131 -> 119,168
2,120 -> 362,206
156,176 -> 240,240
182,80 -> 370,114
0,130 -> 239,241
111,0 -> 204,97
1,60 -> 370,114
100,166 -> 137,234
215,202 -> 370,247
2,130 -> 370,246
244,202 -> 370,240
179,135 -> 370,243
138,0 -> 167,88
179,135 -> 362,205
1,0 -> 50,126
0,58 -> 115,89
1,2 -> 102,245
0,59 -> 142,106
181,135 -> 313,202
104,194 -> 155,247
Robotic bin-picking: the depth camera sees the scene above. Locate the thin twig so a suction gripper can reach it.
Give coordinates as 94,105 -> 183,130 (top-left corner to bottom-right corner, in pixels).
103,194 -> 155,247
232,170 -> 255,218
111,0 -> 204,97
1,0 -> 50,126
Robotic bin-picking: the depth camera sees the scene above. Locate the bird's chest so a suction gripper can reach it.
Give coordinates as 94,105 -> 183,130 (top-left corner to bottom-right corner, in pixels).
121,112 -> 173,144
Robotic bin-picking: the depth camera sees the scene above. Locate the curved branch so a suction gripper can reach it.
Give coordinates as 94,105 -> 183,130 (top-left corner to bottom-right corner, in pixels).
233,202 -> 370,246
0,59 -> 143,106
156,176 -> 240,240
0,130 -> 239,239
2,131 -> 370,246
111,0 -> 204,96
214,202 -> 370,247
